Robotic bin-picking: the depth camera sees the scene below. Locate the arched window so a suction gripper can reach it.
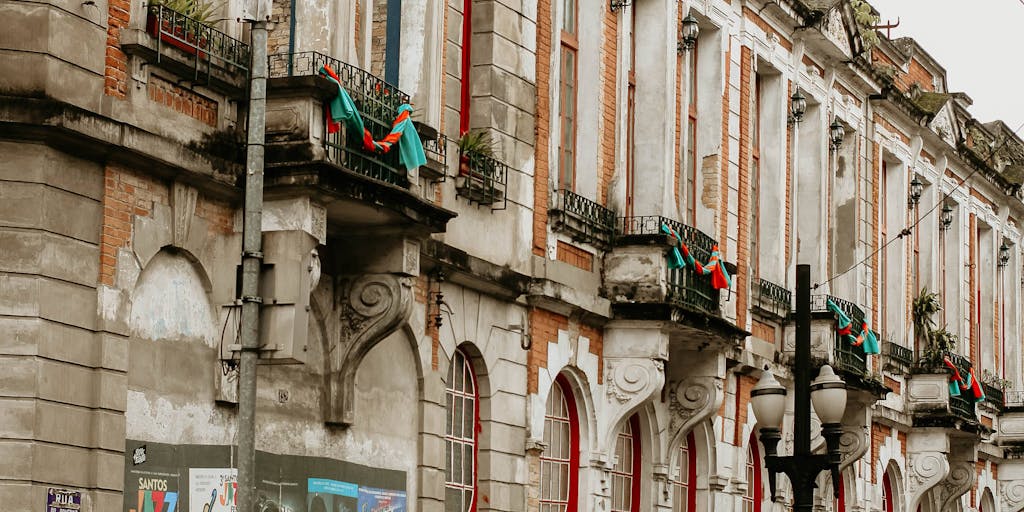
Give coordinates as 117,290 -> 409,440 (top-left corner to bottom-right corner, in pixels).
540,375 -> 579,512
611,415 -> 641,512
882,469 -> 894,512
743,435 -> 762,512
671,432 -> 697,512
445,350 -> 478,512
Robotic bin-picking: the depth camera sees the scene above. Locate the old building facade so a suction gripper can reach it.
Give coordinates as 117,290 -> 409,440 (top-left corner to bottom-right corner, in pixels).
3,0 -> 1024,511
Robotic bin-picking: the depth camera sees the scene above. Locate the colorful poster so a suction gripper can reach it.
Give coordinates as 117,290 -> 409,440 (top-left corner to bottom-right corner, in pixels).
306,478 -> 358,512
356,487 -> 406,512
127,471 -> 180,512
189,468 -> 238,512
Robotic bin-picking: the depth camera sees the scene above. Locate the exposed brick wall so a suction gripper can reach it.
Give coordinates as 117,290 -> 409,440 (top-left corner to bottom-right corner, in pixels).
267,0 -> 292,55
870,422 -> 892,482
884,376 -> 900,395
735,47 -> 752,330
148,76 -> 219,126
104,0 -> 130,98
527,308 -> 568,393
370,0 -> 388,78
598,7 -> 617,205
970,213 -> 978,362
673,1 -> 683,210
871,141 -> 881,326
785,81 -> 792,267
414,274 -> 443,371
526,308 -> 604,393
742,7 -> 793,51
718,39 -> 732,244
100,165 -> 234,286
751,320 -> 775,343
556,241 -> 593,272
733,374 -> 757,446
532,0 -> 552,257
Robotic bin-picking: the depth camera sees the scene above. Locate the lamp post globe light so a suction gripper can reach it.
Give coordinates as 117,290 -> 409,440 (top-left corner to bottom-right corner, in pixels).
749,265 -> 849,512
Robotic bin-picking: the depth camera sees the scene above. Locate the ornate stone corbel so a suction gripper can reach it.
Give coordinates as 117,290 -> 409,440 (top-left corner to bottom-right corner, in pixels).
667,376 -> 723,446
932,460 -> 976,511
838,426 -> 869,471
599,357 -> 666,452
905,442 -> 950,512
1002,480 -> 1024,512
326,273 -> 413,426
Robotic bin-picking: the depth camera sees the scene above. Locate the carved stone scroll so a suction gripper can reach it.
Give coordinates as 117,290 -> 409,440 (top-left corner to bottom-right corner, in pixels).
667,376 -> 722,447
838,426 -> 869,471
1002,479 -> 1024,512
905,451 -> 949,512
326,273 -> 413,426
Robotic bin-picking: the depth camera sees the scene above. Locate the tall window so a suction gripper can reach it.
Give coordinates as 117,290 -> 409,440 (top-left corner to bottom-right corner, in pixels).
557,0 -> 579,191
541,376 -> 579,512
671,432 -> 697,512
445,350 -> 478,512
881,469 -> 894,512
750,74 -> 762,280
611,415 -> 641,512
743,436 -> 761,512
459,0 -> 472,134
684,41 -> 699,224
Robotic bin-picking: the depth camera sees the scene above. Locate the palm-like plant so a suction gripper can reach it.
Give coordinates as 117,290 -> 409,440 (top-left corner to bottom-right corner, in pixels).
911,287 -> 941,347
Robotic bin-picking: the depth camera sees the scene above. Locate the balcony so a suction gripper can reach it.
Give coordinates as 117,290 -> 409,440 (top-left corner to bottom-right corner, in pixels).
883,341 -> 914,374
121,4 -> 250,95
550,189 -> 616,248
604,216 -> 745,345
982,383 -> 1004,410
906,354 -> 982,429
263,51 -> 454,234
455,150 -> 508,209
752,278 -> 791,320
419,130 -> 448,181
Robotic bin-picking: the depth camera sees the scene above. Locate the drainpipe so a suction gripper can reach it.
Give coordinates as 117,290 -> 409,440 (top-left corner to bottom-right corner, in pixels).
238,17 -> 268,512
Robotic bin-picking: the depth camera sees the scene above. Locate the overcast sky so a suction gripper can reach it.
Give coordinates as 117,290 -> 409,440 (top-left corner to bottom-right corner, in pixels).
867,0 -> 1024,134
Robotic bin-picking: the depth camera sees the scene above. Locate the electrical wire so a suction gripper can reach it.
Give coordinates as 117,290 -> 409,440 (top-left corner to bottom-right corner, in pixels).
812,119 -> 1024,290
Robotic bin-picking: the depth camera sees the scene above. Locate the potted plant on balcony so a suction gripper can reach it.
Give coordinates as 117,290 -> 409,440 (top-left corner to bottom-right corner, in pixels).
911,287 -> 944,371
456,130 -> 497,177
146,0 -> 221,56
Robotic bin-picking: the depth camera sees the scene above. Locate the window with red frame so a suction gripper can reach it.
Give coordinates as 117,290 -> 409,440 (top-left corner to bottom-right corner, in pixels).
459,0 -> 472,134
671,432 -> 697,512
445,350 -> 478,512
743,436 -> 762,512
750,73 -> 762,281
540,376 -> 579,512
611,415 -> 642,512
624,2 -> 637,217
557,0 -> 578,191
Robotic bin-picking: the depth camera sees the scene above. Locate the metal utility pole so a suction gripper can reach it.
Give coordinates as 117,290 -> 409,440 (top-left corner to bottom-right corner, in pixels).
238,19 -> 268,512
792,263 -> 815,512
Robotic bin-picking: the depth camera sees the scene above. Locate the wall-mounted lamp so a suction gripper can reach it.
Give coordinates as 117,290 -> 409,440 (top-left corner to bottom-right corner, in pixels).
610,0 -> 631,12
787,89 -> 807,125
677,14 -> 699,53
940,204 -> 953,231
999,242 -> 1011,268
829,119 -> 845,150
429,270 -> 447,328
908,176 -> 923,208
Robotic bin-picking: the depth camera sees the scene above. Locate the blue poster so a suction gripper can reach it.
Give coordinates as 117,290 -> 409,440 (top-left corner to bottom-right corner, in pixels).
307,479 -> 358,512
356,487 -> 406,512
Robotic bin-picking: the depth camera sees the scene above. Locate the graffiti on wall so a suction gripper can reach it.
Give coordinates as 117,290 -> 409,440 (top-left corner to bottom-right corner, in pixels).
124,440 -> 406,512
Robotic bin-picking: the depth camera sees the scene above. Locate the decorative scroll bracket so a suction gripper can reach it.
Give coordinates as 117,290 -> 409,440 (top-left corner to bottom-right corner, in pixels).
599,357 -> 666,456
667,376 -> 723,447
933,442 -> 978,512
904,430 -> 951,512
326,273 -> 413,426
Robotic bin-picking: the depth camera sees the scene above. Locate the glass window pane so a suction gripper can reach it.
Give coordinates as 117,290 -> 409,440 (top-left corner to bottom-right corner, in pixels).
463,443 -> 474,484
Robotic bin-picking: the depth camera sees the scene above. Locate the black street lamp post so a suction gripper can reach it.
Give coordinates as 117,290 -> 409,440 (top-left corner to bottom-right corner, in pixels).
750,265 -> 848,512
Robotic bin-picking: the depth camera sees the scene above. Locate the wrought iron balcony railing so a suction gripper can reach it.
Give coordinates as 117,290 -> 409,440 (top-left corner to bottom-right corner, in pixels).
616,216 -> 720,314
551,190 -> 616,247
456,150 -> 508,208
835,339 -> 868,376
884,341 -> 914,372
982,383 -> 1004,409
268,51 -> 413,187
147,4 -> 250,79
753,278 -> 791,319
949,393 -> 977,421
421,133 -> 448,180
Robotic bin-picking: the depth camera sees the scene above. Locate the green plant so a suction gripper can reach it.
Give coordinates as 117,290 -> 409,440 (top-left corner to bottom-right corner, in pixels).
151,0 -> 222,24
457,130 -> 498,159
912,287 -> 941,347
918,327 -> 956,370
850,0 -> 880,49
982,370 -> 1012,390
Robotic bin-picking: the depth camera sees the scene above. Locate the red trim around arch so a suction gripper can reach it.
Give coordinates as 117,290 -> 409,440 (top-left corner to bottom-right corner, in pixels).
556,374 -> 580,511
882,470 -> 894,512
686,431 -> 697,512
749,433 -> 763,512
629,414 -> 642,512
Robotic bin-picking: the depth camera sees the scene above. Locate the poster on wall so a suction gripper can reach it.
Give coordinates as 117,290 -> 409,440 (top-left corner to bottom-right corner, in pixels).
356,487 -> 406,512
306,478 -> 358,512
189,468 -> 238,512
126,469 -> 181,512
